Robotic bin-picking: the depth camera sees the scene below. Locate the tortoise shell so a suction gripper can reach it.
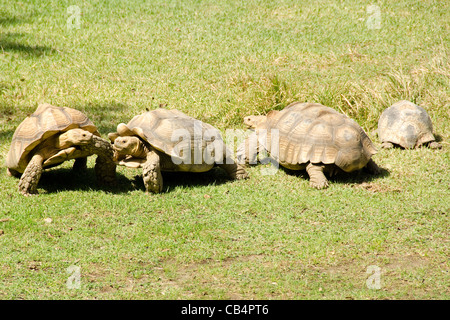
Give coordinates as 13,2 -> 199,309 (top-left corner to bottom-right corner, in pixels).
111,108 -> 228,164
5,103 -> 100,173
257,102 -> 377,172
378,100 -> 436,149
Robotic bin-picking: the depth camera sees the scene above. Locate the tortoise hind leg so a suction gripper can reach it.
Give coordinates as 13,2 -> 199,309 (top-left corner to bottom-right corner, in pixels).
428,141 -> 442,149
218,160 -> 249,180
381,142 -> 394,149
18,153 -> 44,196
143,151 -> 163,194
306,163 -> 329,189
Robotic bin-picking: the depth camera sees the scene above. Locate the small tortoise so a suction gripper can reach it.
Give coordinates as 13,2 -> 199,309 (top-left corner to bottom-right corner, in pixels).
108,108 -> 248,193
237,102 -> 380,189
6,103 -> 116,195
378,100 -> 442,149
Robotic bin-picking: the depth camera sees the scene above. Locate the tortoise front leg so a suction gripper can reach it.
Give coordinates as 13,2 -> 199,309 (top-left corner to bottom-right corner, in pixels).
80,135 -> 117,186
306,163 -> 329,189
381,142 -> 394,149
18,153 -> 44,196
73,157 -> 87,171
95,154 -> 117,186
236,132 -> 261,165
143,150 -> 163,194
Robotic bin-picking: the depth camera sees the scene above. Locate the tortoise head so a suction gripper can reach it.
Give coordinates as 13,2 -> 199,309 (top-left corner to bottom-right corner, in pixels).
57,128 -> 93,149
243,115 -> 266,129
112,136 -> 144,158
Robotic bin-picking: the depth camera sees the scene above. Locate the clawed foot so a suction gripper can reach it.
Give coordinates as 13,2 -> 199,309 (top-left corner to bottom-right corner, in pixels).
235,165 -> 249,180
18,180 -> 39,196
428,141 -> 442,149
381,142 -> 394,149
236,172 -> 249,180
143,156 -> 163,194
309,179 -> 329,190
306,163 -> 329,190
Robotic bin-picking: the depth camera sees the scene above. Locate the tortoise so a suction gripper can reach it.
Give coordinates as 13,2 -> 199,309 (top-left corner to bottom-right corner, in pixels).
377,100 -> 442,149
108,108 -> 248,194
5,103 -> 116,196
237,102 -> 380,189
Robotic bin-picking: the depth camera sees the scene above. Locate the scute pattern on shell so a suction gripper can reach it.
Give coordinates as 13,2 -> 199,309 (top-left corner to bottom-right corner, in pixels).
378,100 -> 436,149
6,103 -> 99,173
260,102 -> 377,172
118,108 -> 227,163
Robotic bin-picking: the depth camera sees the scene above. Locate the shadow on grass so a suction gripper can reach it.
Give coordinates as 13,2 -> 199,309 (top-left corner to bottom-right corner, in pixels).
23,166 -> 134,194
0,17 -> 22,26
0,32 -> 54,57
72,102 -> 137,135
127,167 -> 235,193
281,164 -> 390,187
8,164 -> 233,195
0,128 -> 15,143
329,166 -> 390,186
0,100 -> 17,118
0,10 -> 31,27
433,133 -> 443,143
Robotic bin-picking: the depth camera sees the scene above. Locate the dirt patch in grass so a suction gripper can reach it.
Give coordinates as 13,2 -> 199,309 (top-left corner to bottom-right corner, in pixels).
153,254 -> 279,299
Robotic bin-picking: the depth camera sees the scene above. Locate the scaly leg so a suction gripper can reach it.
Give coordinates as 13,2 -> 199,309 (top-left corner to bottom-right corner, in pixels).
95,154 -> 117,186
73,157 -> 87,171
80,135 -> 116,186
218,157 -> 249,180
143,151 -> 163,194
428,141 -> 442,149
306,163 -> 329,189
381,142 -> 394,149
18,153 -> 44,196
236,132 -> 261,165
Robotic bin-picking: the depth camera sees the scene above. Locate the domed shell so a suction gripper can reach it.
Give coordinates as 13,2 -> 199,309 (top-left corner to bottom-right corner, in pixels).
114,108 -> 227,163
260,102 -> 377,172
5,103 -> 100,173
378,100 -> 436,149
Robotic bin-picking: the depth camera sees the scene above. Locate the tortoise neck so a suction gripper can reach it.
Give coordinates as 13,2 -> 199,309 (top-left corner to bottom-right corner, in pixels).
131,139 -> 151,158
80,135 -> 114,158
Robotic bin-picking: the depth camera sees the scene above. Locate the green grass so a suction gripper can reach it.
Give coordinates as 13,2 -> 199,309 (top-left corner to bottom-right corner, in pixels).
0,0 -> 449,299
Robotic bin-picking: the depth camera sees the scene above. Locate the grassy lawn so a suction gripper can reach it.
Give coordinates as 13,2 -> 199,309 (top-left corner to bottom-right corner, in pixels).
0,0 -> 448,299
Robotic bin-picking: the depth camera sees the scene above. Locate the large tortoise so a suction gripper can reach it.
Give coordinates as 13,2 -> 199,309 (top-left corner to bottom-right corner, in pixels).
237,102 -> 380,189
377,100 -> 442,149
6,103 -> 116,195
108,108 -> 248,193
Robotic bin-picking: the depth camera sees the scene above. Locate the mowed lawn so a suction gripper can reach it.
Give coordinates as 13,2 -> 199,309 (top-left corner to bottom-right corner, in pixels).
0,0 -> 448,299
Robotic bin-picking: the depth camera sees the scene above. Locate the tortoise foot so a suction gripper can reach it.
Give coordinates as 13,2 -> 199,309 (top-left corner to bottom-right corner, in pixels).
381,142 -> 394,149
